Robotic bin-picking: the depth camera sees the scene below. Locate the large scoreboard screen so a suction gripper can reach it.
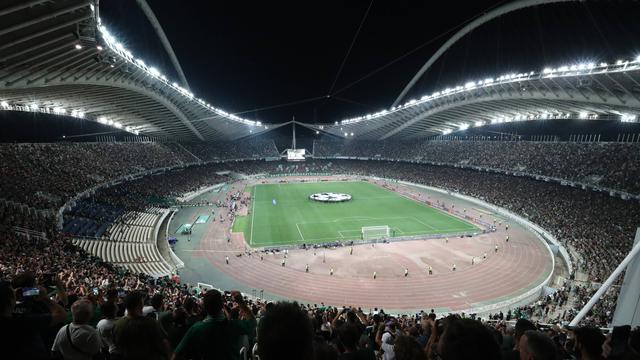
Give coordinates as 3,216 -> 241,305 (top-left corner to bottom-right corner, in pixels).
287,149 -> 306,161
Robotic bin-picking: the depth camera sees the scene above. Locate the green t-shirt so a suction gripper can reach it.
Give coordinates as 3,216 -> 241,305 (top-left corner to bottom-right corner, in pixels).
175,314 -> 256,360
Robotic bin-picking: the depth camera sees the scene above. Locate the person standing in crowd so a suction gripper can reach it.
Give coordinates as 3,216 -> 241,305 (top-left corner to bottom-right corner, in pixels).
114,292 -> 170,360
96,301 -> 119,359
51,299 -> 103,360
173,290 -> 255,360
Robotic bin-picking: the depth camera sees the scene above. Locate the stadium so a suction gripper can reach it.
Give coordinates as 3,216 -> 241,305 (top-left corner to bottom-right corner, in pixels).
1,1 -> 639,360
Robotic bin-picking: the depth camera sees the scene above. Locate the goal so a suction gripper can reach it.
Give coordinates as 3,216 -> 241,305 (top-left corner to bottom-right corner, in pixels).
361,226 -> 391,240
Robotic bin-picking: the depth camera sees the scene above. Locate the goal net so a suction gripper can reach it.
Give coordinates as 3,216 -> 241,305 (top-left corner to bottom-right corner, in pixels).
361,226 -> 391,240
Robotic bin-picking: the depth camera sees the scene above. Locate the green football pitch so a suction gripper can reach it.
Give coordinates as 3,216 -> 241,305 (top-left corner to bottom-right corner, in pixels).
232,181 -> 478,247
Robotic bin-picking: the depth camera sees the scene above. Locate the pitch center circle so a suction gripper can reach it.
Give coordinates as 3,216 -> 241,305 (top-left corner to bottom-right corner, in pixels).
309,192 -> 352,202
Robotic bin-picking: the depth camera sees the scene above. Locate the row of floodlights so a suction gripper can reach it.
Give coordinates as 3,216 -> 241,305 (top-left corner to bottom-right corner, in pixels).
95,20 -> 260,128
338,55 -> 640,126
97,117 -> 139,135
440,111 -> 636,135
0,100 -> 140,135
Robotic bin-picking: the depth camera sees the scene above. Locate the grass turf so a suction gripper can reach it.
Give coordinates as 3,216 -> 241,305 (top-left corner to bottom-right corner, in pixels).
232,181 -> 477,247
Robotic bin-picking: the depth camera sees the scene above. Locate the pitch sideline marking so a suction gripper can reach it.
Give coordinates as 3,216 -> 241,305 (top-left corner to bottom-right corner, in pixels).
410,216 -> 437,230
296,223 -> 306,241
250,184 -> 256,246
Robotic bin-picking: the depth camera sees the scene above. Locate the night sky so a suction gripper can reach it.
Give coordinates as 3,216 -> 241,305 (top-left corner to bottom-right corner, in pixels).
98,0 -> 640,125
3,1 -> 640,142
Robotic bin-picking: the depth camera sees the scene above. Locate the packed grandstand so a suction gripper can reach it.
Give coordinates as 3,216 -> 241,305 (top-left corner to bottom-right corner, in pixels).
2,1 -> 640,360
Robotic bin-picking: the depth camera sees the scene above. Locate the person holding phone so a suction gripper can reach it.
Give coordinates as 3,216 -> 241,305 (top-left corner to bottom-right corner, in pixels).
0,282 -> 66,360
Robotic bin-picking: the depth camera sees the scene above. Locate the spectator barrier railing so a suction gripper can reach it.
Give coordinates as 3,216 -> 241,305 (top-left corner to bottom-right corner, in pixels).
570,228 -> 640,326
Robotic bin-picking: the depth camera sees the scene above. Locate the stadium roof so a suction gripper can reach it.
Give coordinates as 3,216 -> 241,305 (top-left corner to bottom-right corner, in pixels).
2,1 -> 640,142
312,60 -> 640,140
0,0 -> 270,141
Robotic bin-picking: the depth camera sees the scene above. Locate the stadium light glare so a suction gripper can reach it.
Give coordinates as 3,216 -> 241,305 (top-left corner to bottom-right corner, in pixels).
98,117 -> 107,124
30,104 -> 38,110
107,119 -> 114,126
350,132 -> 354,136
148,67 -> 160,76
1,101 -> 8,108
621,113 -> 637,122
344,132 -> 348,136
599,62 -> 607,67
96,45 -> 103,51
636,55 -> 640,63
75,44 -> 82,50
474,121 -> 484,127
579,111 -> 588,119
442,129 -> 452,135
458,123 -> 469,131
316,130 -> 320,134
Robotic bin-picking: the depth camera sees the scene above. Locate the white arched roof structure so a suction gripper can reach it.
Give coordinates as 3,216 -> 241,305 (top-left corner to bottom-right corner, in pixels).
391,0 -> 582,108
0,0 -> 270,141
312,60 -> 640,140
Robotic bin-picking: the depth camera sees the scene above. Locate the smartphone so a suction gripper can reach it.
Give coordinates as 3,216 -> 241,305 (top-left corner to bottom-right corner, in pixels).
22,288 -> 40,297
93,287 -> 99,296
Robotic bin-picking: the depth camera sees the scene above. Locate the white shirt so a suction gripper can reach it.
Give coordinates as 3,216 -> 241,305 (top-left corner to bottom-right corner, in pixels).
96,318 -> 118,354
380,332 -> 396,360
52,323 -> 102,360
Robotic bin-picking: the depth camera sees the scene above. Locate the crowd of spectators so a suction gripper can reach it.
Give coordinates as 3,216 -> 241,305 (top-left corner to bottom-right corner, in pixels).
181,138 -> 280,162
0,142 -> 195,209
314,140 -> 640,195
0,140 -> 280,211
2,141 -> 639,359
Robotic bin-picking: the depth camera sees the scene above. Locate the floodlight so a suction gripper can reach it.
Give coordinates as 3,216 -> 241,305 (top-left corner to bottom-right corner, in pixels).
75,44 -> 82,50
97,45 -> 103,51
350,132 -> 354,136
579,111 -> 588,119
458,123 -> 469,131
1,101 -> 8,108
30,104 -> 38,110
442,129 -> 452,135
316,130 -> 320,134
148,67 -> 160,76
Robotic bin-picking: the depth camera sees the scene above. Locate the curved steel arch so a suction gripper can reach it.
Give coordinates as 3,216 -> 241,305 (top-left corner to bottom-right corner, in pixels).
391,0 -> 582,108
134,0 -> 191,91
